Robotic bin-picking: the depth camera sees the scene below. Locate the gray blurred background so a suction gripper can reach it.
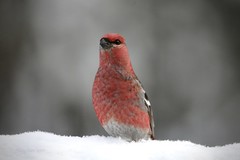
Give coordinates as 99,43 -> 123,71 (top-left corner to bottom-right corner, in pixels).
0,0 -> 240,146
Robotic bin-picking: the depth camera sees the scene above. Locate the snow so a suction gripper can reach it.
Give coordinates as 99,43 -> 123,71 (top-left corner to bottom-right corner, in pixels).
0,131 -> 239,160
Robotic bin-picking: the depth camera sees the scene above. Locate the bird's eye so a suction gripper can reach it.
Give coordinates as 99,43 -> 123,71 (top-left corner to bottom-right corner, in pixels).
114,39 -> 121,45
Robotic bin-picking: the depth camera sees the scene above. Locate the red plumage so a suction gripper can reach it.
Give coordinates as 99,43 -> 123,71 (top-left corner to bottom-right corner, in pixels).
92,33 -> 154,141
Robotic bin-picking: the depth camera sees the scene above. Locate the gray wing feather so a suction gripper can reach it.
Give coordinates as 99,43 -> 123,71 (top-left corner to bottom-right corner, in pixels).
136,80 -> 155,139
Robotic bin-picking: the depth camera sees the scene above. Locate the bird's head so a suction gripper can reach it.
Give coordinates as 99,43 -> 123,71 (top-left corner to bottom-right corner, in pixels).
100,33 -> 125,50
99,33 -> 133,71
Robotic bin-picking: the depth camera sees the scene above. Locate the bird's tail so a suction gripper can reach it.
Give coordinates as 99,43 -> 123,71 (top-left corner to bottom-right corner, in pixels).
150,134 -> 155,140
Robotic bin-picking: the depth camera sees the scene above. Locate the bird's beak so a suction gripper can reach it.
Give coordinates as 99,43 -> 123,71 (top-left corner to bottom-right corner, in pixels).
100,38 -> 113,50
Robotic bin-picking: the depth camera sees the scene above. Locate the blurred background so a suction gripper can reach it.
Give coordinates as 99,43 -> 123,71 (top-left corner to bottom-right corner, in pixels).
0,0 -> 240,146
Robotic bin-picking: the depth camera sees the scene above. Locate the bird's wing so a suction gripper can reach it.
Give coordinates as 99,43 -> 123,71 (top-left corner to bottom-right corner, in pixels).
135,79 -> 155,139
114,66 -> 155,139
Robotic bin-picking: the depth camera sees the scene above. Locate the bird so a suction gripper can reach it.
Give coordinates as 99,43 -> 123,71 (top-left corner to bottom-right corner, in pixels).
92,33 -> 154,141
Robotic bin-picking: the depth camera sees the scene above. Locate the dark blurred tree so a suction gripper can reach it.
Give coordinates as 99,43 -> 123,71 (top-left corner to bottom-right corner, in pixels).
213,0 -> 240,83
0,1 -> 32,133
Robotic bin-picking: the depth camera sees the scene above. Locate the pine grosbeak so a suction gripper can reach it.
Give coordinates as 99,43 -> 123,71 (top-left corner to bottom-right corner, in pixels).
92,33 -> 155,141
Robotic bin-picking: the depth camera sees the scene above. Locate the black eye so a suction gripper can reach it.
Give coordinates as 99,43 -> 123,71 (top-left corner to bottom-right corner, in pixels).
114,39 -> 121,45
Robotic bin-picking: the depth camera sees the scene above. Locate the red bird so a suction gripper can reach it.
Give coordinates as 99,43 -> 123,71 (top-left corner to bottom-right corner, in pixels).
92,33 -> 155,141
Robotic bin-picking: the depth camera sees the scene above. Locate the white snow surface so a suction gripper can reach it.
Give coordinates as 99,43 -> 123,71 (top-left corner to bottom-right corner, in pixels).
0,131 -> 239,160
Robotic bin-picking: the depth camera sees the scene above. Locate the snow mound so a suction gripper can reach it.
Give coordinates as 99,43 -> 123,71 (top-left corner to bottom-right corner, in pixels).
0,131 -> 239,160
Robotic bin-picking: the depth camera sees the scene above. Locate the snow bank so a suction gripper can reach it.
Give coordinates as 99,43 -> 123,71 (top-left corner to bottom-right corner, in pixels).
0,131 -> 239,160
